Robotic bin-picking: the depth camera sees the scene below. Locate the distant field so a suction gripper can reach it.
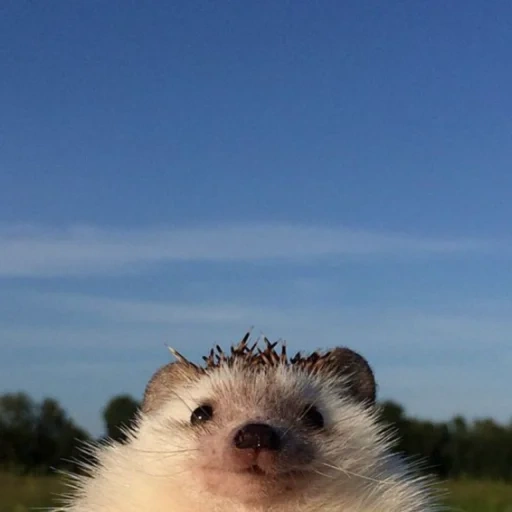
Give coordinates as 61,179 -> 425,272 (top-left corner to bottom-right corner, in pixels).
0,473 -> 66,512
442,480 -> 512,512
1,473 -> 511,512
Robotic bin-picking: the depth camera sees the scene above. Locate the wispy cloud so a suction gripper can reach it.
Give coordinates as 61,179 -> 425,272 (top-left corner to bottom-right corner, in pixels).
4,291 -> 511,355
0,222 -> 504,277
26,291 -> 259,325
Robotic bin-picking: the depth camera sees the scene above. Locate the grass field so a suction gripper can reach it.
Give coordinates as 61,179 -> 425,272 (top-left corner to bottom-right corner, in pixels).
0,473 -> 511,512
441,480 -> 512,512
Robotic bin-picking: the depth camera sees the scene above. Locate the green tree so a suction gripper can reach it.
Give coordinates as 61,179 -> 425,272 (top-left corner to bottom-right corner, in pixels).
102,395 -> 140,442
0,392 -> 37,471
33,398 -> 90,472
0,393 -> 90,474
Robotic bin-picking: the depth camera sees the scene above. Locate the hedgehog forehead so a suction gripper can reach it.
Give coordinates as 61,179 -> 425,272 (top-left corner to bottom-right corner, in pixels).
208,358 -> 314,397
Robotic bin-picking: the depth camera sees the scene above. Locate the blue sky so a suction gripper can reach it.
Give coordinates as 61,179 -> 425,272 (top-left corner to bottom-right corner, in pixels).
1,1 -> 511,436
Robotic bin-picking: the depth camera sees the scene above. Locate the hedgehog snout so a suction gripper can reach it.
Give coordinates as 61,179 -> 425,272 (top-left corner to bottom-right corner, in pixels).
233,423 -> 281,451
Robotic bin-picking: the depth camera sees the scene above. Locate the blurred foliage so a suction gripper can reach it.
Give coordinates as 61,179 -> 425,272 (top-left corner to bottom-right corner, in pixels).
102,394 -> 139,443
379,400 -> 512,481
0,393 -> 89,475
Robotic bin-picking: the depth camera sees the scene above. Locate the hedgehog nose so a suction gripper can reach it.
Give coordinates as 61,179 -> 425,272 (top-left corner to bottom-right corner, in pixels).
233,423 -> 281,451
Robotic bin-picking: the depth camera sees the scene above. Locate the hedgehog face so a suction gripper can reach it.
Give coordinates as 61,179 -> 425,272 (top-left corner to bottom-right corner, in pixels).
171,363 -> 324,504
139,336 -> 380,507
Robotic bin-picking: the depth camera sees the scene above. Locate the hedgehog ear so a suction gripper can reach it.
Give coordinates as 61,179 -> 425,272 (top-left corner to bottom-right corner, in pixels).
142,360 -> 201,415
325,348 -> 377,406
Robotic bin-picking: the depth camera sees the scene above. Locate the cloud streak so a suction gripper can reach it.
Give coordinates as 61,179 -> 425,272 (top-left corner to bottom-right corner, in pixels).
4,291 -> 512,354
0,222 -> 505,277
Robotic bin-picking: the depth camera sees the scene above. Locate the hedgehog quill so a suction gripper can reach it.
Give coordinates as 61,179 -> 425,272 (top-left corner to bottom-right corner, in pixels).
54,333 -> 442,512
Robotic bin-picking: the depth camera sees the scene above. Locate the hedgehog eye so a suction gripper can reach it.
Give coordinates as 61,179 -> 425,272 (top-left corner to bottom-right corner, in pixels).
302,405 -> 324,429
191,405 -> 214,425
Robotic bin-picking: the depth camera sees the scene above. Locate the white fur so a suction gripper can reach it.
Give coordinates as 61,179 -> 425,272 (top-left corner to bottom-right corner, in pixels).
54,362 -> 441,512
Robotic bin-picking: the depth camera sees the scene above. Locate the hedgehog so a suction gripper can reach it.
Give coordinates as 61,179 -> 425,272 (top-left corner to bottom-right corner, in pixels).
54,333 -> 442,512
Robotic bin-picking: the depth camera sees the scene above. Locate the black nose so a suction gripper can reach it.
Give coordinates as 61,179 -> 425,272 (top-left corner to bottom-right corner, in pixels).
233,423 -> 281,451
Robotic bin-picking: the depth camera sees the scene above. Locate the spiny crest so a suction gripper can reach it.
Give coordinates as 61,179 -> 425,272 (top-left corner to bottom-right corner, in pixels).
168,331 -> 337,374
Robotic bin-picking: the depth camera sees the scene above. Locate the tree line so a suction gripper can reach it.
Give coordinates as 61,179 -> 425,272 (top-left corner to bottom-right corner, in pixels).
1,391 -> 511,481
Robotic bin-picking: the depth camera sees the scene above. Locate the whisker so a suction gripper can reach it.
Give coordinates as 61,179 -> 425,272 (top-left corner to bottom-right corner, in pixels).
123,447 -> 199,455
169,389 -> 194,413
149,450 -> 199,463
282,397 -> 322,437
313,468 -> 334,479
320,462 -> 394,486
